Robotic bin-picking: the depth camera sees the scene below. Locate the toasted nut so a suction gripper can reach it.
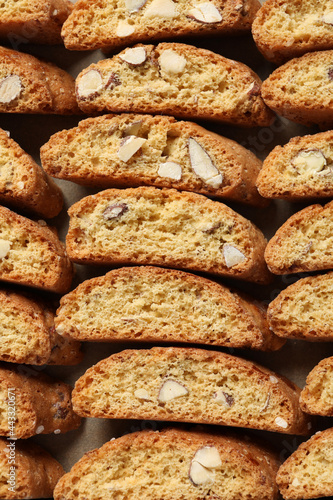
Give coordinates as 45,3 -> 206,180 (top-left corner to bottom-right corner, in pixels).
291,478 -> 301,487
115,20 -> 135,37
213,390 -> 234,407
117,135 -> 147,162
103,203 -> 129,220
119,47 -> 147,66
269,376 -> 278,384
275,416 -> 288,429
323,12 -> 333,25
0,75 -> 22,104
291,149 -> 327,174
144,0 -> 178,18
158,379 -> 189,403
261,394 -> 270,412
134,388 -> 151,400
55,324 -> 65,336
125,0 -> 147,12
123,121 -> 142,136
158,49 -> 187,75
188,138 -> 223,188
189,461 -> 215,486
247,81 -> 261,97
223,244 -> 246,268
188,2 -> 222,23
77,69 -> 103,99
193,447 -> 222,469
158,161 -> 182,180
105,73 -> 121,90
0,239 -> 11,259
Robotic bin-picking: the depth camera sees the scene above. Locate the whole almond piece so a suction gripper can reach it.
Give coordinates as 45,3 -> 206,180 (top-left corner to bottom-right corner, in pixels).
188,138 -> 223,188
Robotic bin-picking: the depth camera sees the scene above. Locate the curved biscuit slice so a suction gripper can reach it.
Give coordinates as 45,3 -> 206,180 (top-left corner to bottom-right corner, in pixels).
0,206 -> 73,293
257,131 -> 333,201
62,0 -> 260,51
75,43 -> 273,127
252,0 -> 333,64
54,428 -> 280,500
268,272 -> 333,341
66,187 -> 271,284
300,356 -> 333,416
41,114 -> 266,207
262,50 -> 333,128
72,347 -> 311,435
276,428 -> 333,499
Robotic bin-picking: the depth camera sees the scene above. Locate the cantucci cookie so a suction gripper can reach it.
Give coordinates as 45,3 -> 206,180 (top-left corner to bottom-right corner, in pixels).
0,46 -> 79,114
54,428 -> 280,500
265,201 -> 333,275
0,289 -> 82,365
268,272 -> 333,341
0,206 -> 73,293
252,0 -> 333,65
0,128 -> 63,218
300,356 -> 333,416
41,114 -> 266,206
66,187 -> 271,284
75,43 -> 273,127
261,50 -> 333,128
0,365 -> 81,439
0,0 -> 73,45
62,0 -> 261,52
257,131 -> 333,201
55,266 -> 283,350
0,438 -> 64,500
276,428 -> 333,499
72,347 -> 311,435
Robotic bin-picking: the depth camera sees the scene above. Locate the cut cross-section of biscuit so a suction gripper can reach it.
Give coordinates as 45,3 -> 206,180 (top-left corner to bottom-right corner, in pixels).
0,46 -> 79,114
256,131 -> 333,201
300,356 -> 333,416
0,128 -> 63,218
54,428 -> 280,500
265,200 -> 333,275
66,187 -> 271,284
0,206 -> 73,293
75,43 -> 273,127
276,428 -> 333,499
0,365 -> 81,439
55,266 -> 283,350
41,113 -> 266,206
0,289 -> 82,365
261,50 -> 333,128
72,347 -> 311,435
268,272 -> 333,341
62,0 -> 260,51
252,0 -> 333,64
0,437 -> 64,499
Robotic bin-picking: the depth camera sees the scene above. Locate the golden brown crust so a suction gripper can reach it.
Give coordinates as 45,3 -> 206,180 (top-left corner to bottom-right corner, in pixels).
300,356 -> 333,416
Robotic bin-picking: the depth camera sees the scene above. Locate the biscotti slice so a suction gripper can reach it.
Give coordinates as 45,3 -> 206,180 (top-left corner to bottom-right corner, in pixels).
276,428 -> 333,499
268,272 -> 333,341
0,0 -> 73,45
72,347 -> 311,435
66,187 -> 271,284
0,437 -> 64,499
0,289 -> 82,365
0,46 -> 79,114
75,43 -> 273,127
257,131 -> 333,201
261,50 -> 333,128
41,114 -> 267,206
55,266 -> 283,350
0,128 -> 63,218
265,201 -> 333,275
54,428 -> 280,500
252,0 -> 333,64
62,0 -> 260,52
300,356 -> 333,416
0,365 -> 81,439
0,206 -> 73,293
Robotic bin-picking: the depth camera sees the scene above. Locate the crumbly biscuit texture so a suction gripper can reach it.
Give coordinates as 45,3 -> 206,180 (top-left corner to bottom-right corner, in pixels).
41,114 -> 266,206
265,201 -> 333,275
277,428 -> 333,499
0,365 -> 81,439
0,437 -> 64,499
66,187 -> 271,284
62,0 -> 260,51
262,50 -> 333,128
72,347 -> 310,435
300,356 -> 333,416
252,0 -> 333,64
75,43 -> 273,127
